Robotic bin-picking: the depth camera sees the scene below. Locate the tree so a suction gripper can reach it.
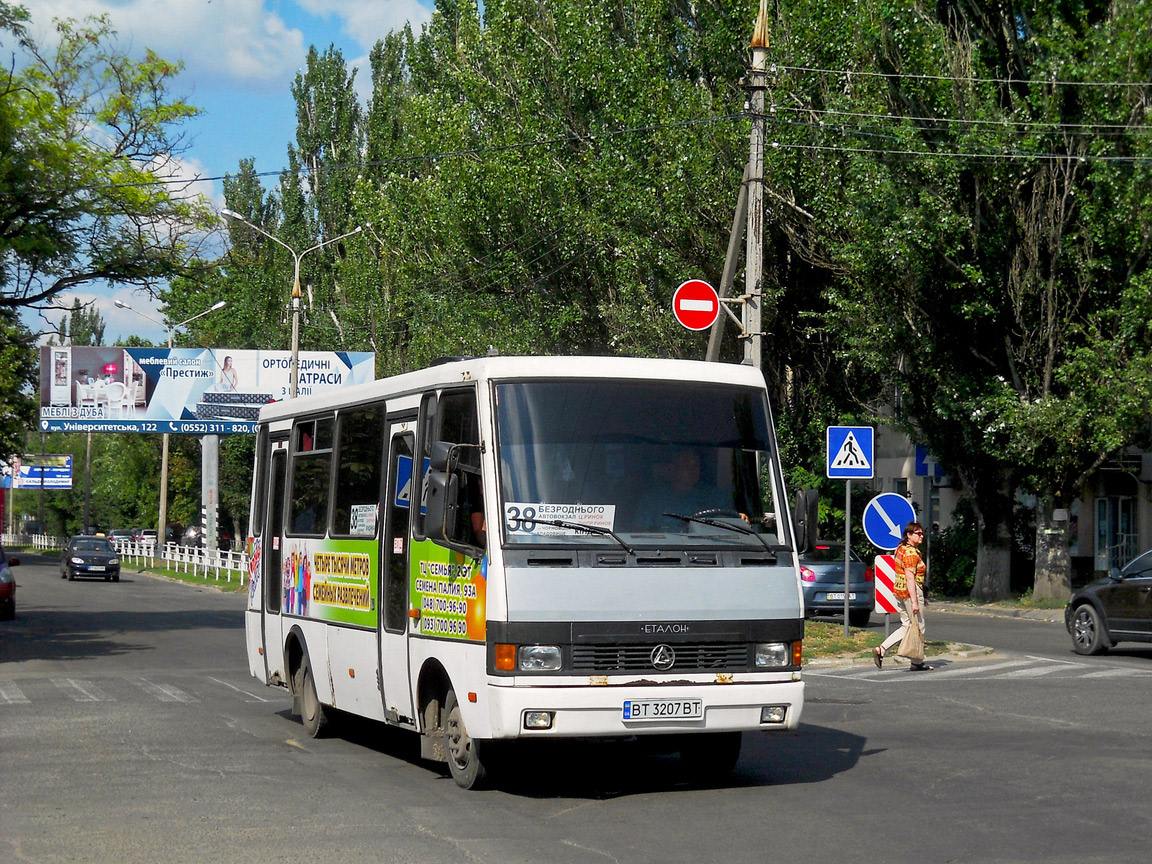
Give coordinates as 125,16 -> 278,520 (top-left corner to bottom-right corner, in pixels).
765,0 -> 1152,598
0,3 -> 212,311
0,307 -> 36,459
50,298 -> 105,346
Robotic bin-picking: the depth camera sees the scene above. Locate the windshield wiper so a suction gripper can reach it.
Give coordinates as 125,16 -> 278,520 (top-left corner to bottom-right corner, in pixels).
662,513 -> 778,557
511,517 -> 635,555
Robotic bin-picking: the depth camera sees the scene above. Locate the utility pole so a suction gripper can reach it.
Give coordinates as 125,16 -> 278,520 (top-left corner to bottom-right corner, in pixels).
705,3 -> 769,368
744,0 -> 769,371
706,164 -> 751,363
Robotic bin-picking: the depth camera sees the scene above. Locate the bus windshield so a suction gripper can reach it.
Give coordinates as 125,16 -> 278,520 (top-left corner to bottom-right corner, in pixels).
494,379 -> 782,547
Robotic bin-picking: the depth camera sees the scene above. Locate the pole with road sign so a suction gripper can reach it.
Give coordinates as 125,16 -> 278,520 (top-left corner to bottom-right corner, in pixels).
827,426 -> 874,635
863,492 -> 917,551
672,279 -> 721,331
864,493 -> 918,639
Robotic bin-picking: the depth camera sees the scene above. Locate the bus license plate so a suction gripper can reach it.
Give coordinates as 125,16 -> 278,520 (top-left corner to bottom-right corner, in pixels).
827,592 -> 855,600
623,699 -> 702,721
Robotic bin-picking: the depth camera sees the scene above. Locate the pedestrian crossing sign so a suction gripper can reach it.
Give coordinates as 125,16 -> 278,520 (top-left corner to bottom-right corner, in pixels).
826,426 -> 874,479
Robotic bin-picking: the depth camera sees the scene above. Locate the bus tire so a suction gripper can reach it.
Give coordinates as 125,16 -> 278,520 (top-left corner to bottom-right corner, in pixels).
679,732 -> 741,783
444,688 -> 487,789
298,662 -> 329,738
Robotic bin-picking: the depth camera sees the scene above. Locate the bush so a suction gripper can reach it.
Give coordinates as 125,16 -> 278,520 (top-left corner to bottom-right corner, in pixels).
929,498 -> 978,597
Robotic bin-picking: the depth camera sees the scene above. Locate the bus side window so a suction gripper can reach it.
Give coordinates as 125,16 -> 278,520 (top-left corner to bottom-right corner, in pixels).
413,392 -> 438,539
288,415 -> 334,537
332,404 -> 385,537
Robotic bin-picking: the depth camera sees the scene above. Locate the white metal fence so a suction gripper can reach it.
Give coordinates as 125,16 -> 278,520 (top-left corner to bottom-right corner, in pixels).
2,533 -> 248,586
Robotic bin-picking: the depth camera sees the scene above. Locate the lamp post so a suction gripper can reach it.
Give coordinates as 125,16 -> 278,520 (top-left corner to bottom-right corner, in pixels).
114,299 -> 226,555
220,209 -> 364,398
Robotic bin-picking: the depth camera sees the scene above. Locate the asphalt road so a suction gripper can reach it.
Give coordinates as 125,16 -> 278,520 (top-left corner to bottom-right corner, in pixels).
3,554 -> 1151,864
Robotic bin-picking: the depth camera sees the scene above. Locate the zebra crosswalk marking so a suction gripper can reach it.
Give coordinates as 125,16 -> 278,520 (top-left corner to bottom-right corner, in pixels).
0,680 -> 29,704
52,678 -> 114,702
134,678 -> 197,703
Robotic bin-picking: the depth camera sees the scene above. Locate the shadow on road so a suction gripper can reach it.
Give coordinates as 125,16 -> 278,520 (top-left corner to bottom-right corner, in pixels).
289,710 -> 867,799
0,608 -> 243,664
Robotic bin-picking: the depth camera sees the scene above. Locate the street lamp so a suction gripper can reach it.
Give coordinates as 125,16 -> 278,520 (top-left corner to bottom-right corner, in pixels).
114,298 -> 227,554
220,209 -> 364,398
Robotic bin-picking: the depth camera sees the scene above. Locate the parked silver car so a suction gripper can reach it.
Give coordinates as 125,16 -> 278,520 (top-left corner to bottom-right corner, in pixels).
799,543 -> 874,627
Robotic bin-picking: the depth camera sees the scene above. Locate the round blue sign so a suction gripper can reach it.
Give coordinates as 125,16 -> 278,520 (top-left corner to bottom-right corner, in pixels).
863,493 -> 917,550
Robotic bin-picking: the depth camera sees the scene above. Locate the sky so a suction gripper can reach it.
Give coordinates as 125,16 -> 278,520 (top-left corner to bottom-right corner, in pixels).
24,0 -> 435,344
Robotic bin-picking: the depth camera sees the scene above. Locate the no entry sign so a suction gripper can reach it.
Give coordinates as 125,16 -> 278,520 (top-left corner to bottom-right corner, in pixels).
672,280 -> 720,331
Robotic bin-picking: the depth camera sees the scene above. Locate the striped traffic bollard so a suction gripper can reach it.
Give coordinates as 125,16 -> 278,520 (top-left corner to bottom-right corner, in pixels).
874,554 -> 901,637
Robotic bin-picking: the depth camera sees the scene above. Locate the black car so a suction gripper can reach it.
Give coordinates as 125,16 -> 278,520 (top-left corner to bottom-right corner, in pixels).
61,536 -> 121,582
1065,549 -> 1152,654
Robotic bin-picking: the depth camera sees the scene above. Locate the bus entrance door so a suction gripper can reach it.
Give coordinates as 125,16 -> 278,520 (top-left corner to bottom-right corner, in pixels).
379,423 -> 416,725
263,446 -> 288,685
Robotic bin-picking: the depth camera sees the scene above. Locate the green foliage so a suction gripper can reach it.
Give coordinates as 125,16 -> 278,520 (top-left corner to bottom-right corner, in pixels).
1,5 -> 212,311
49,298 -> 105,346
0,308 -> 36,458
929,498 -> 978,598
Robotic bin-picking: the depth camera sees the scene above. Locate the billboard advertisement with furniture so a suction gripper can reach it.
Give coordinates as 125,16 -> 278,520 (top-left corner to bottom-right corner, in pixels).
39,347 -> 375,434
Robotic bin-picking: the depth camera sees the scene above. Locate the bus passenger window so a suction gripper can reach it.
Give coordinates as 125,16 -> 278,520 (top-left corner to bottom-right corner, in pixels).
289,415 -> 333,537
332,404 -> 385,537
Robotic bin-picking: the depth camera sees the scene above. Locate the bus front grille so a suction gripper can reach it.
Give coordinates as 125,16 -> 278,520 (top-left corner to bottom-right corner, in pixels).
571,643 -> 749,673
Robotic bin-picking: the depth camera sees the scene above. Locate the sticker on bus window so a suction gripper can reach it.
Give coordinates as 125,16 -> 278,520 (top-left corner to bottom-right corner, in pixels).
349,504 -> 377,536
504,503 -> 617,536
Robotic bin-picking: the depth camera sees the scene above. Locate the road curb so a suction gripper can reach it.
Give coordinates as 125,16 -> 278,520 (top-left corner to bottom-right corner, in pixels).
930,601 -> 1064,624
805,642 -> 995,668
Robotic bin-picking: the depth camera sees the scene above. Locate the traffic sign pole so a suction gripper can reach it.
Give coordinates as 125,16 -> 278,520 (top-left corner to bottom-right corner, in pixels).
843,480 -> 851,636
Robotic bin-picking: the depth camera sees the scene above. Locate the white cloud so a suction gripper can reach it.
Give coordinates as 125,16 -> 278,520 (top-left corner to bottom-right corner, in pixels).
27,0 -> 307,90
294,0 -> 434,51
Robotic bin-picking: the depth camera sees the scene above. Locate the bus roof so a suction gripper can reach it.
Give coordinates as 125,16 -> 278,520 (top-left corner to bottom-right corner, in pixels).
258,355 -> 767,424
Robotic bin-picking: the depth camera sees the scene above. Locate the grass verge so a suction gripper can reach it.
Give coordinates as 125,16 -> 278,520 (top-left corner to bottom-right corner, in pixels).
132,564 -> 247,593
803,619 -> 949,663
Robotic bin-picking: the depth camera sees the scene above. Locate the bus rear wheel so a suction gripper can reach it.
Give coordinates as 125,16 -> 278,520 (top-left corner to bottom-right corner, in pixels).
444,688 -> 487,789
297,662 -> 329,738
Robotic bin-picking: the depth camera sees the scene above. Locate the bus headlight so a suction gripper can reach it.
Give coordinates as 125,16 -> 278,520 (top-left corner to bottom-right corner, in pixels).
754,642 -> 789,668
518,645 -> 562,671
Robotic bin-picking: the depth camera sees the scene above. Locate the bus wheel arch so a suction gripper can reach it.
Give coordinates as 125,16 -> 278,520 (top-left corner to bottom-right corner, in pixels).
416,660 -> 451,762
283,626 -> 309,714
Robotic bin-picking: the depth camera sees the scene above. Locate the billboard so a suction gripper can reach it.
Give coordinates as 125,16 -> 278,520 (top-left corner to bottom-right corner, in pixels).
39,347 -> 375,434
0,455 -> 73,489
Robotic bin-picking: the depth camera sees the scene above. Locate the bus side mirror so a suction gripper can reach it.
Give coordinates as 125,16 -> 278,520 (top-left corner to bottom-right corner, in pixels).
792,488 -> 819,554
430,440 -> 456,473
424,467 -> 460,546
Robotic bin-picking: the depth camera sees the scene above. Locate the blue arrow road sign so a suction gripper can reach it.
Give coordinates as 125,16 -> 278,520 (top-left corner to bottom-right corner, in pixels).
826,426 -> 874,479
863,492 -> 917,550
915,445 -> 946,477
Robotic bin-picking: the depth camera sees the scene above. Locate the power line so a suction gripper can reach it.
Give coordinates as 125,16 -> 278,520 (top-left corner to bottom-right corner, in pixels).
772,104 -> 1152,135
764,138 -> 1152,164
776,64 -> 1152,90
117,114 -> 746,190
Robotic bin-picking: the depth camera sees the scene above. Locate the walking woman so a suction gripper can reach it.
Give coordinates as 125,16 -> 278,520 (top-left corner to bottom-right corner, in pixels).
873,521 -> 932,671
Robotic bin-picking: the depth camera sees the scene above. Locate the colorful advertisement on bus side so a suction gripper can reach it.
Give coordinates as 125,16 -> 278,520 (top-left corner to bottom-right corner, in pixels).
410,538 -> 486,642
280,538 -> 377,628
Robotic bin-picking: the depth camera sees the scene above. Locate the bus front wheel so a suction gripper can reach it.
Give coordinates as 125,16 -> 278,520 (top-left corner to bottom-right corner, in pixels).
444,688 -> 487,789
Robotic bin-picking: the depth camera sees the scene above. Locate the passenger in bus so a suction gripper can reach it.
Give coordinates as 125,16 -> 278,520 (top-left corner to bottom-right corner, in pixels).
465,473 -> 486,548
